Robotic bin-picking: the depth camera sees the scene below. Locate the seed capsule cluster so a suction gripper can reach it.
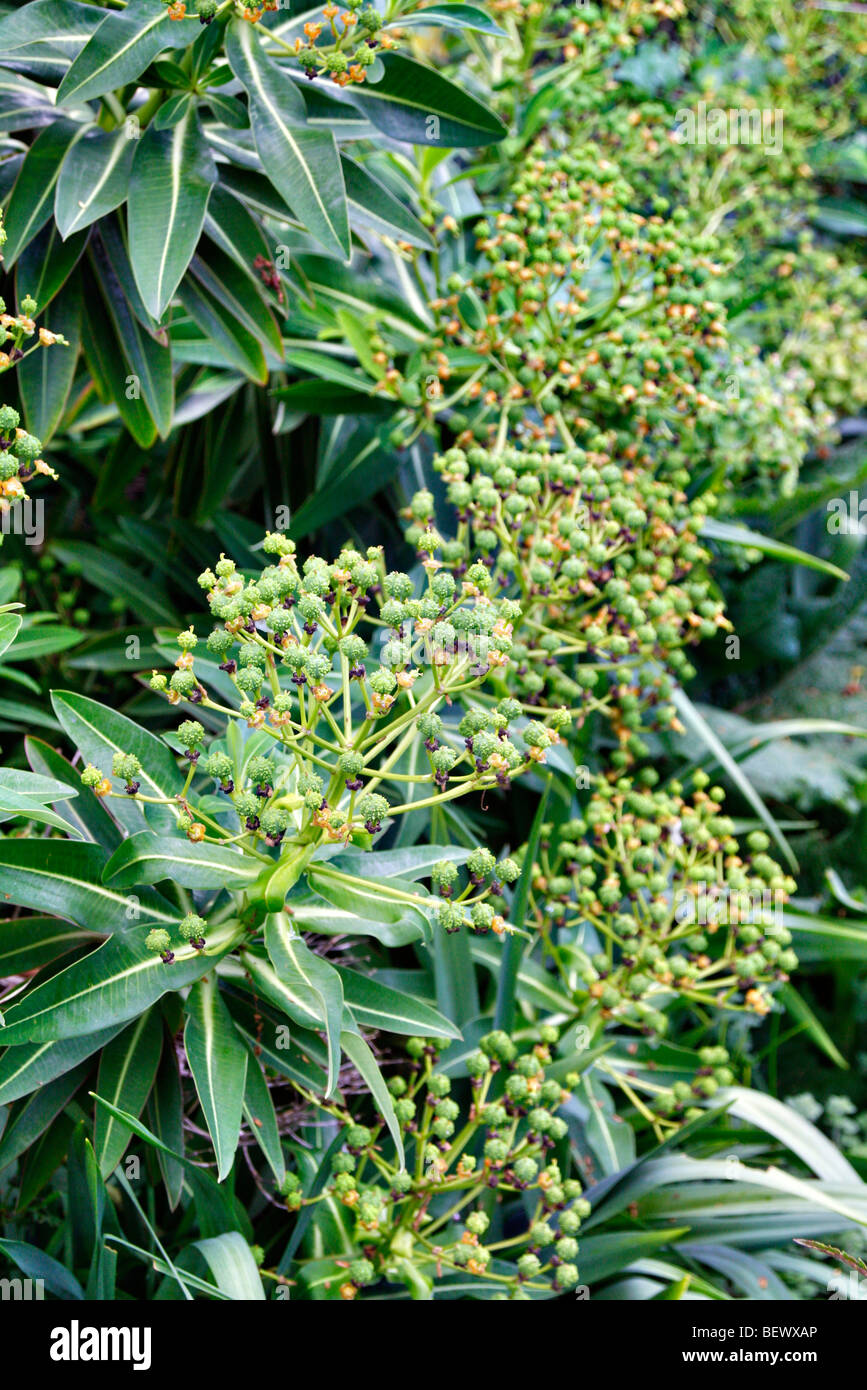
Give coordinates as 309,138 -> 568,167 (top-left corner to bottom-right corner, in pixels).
526,772 -> 798,1033
426,146 -> 729,453
283,1027 -> 591,1300
407,442 -> 726,738
81,532 -> 569,941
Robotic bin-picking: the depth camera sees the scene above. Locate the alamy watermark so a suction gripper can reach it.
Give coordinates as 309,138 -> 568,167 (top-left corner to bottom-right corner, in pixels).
674,101 -> 783,156
0,498 -> 44,546
0,1275 -> 45,1300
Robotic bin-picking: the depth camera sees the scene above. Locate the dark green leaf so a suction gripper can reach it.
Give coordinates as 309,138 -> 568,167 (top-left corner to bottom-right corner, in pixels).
128,109 -> 217,318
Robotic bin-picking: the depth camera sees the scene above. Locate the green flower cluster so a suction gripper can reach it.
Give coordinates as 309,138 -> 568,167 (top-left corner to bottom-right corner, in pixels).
525,771 -> 799,1031
82,532 -> 567,904
407,442 -> 727,741
283,1027 -> 590,1300
422,145 -> 731,456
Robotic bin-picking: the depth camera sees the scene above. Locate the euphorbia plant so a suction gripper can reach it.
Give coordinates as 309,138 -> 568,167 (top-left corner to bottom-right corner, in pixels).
0,527 -> 570,1176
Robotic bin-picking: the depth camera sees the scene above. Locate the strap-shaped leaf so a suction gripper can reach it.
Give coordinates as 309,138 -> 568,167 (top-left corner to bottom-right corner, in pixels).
184,976 -> 248,1182
0,915 -> 99,982
286,889 -> 423,948
265,914 -> 343,1096
88,225 -> 175,438
2,118 -> 85,264
0,839 -> 177,932
336,965 -> 461,1041
0,0 -> 102,74
193,1232 -> 265,1300
54,124 -> 136,239
341,154 -> 434,250
103,831 -> 259,891
340,1026 -> 404,1168
94,1008 -> 163,1177
147,1041 -> 185,1208
308,862 -> 431,936
56,0 -> 192,106
226,18 -> 350,259
0,1026 -> 124,1107
344,52 -> 506,147
81,274 -> 158,448
389,4 -> 507,35
241,1047 -> 285,1187
17,271 -> 83,443
128,108 -> 217,319
0,921 -> 240,1046
0,1063 -> 90,1170
51,689 -> 183,835
177,273 -> 268,384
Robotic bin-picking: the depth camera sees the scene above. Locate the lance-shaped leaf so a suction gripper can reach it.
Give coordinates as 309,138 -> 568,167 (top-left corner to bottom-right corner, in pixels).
265,914 -> 343,1096
26,736 -> 122,850
0,1239 -> 84,1302
0,916 -> 99,979
81,280 -> 158,448
336,966 -> 460,1041
242,1045 -> 285,1187
387,3 -> 507,35
17,271 -> 83,444
0,1063 -> 91,1171
177,273 -> 268,384
17,218 -> 87,312
147,1041 -> 185,1208
0,1026 -> 125,1107
226,19 -> 350,259
0,921 -> 240,1046
184,976 -> 248,1182
341,154 -> 434,250
104,832 -> 260,891
193,1232 -> 265,1300
85,228 -> 175,437
56,0 -> 192,106
340,1025 -> 403,1168
0,0 -> 102,75
286,889 -> 423,948
2,118 -> 85,264
308,863 -> 431,937
93,1008 -> 163,1177
54,124 -> 136,239
128,109 -> 217,320
0,839 -> 177,933
51,690 -> 183,836
344,52 -> 506,147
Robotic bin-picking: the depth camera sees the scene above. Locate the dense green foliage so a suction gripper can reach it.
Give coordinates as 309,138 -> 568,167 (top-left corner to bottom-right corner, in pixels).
1,0 -> 867,1303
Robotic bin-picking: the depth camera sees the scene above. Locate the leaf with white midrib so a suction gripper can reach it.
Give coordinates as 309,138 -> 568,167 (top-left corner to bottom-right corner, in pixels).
0,922 -> 239,1046
265,915 -> 343,1096
94,1009 -> 163,1177
184,976 -> 248,1182
56,0 -> 185,106
0,838 -> 177,931
103,831 -> 259,889
54,124 -> 135,239
51,689 -> 182,835
226,19 -> 349,260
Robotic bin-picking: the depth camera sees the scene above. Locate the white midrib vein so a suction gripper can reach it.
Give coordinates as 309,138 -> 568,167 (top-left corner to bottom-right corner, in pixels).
100,1011 -> 149,1161
153,114 -> 188,314
54,694 -> 181,818
5,856 -> 176,922
61,10 -> 165,102
238,24 -> 342,249
65,128 -> 129,235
